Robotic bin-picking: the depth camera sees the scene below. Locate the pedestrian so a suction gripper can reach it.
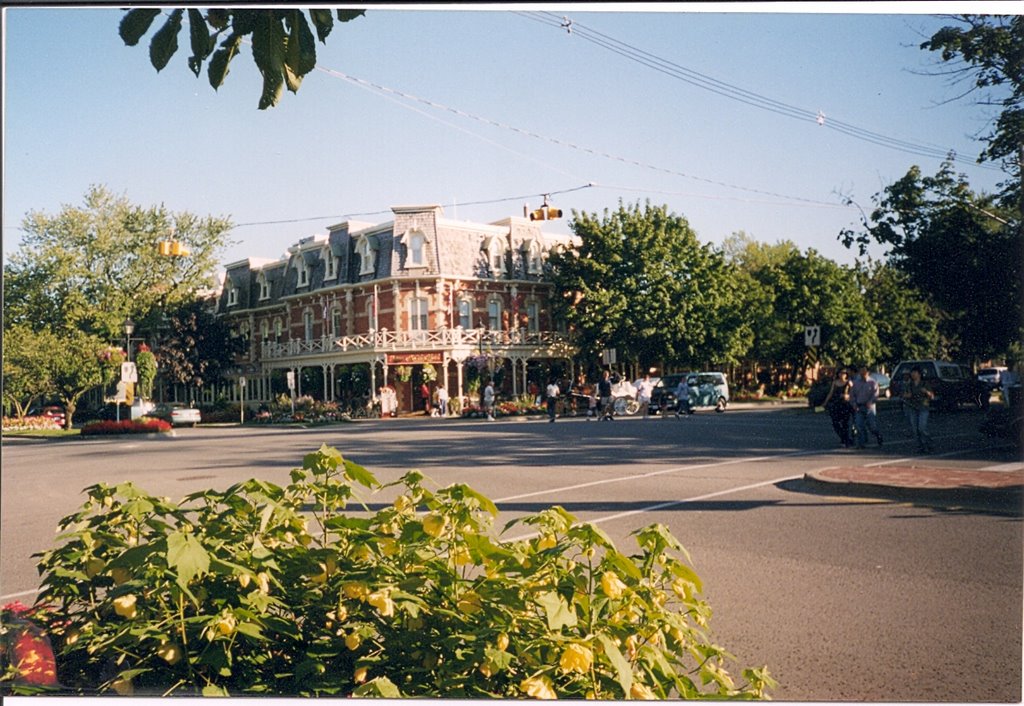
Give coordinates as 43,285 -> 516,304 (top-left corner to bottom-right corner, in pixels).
483,380 -> 496,421
673,375 -> 691,418
546,378 -> 560,422
820,368 -> 853,447
436,385 -> 449,418
850,365 -> 883,448
636,373 -> 656,419
420,382 -> 431,416
598,370 -> 614,421
901,365 -> 934,453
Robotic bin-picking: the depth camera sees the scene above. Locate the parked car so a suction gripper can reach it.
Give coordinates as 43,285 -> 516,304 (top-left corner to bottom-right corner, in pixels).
890,360 -> 988,410
977,367 -> 1007,391
26,405 -> 66,427
650,372 -> 729,414
148,403 -> 201,427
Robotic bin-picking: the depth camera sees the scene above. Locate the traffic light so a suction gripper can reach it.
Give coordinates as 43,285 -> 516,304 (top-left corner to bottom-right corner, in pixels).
546,207 -> 563,219
169,241 -> 191,257
158,240 -> 172,256
529,209 -> 547,221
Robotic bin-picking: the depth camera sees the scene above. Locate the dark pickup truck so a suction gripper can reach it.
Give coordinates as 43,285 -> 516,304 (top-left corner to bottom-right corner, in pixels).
889,360 -> 990,410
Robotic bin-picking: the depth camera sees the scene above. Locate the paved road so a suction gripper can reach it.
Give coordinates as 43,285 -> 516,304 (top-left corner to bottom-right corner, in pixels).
2,404 -> 1021,701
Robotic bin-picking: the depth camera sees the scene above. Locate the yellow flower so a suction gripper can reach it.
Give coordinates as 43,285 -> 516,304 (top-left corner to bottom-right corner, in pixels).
536,534 -> 557,551
520,675 -> 557,700
156,642 -> 183,665
478,662 -> 494,678
345,632 -> 362,650
423,513 -> 449,538
335,603 -> 348,622
354,666 -> 368,684
343,581 -> 370,601
600,571 -> 627,599
394,495 -> 413,513
257,572 -> 271,595
630,682 -> 656,700
671,578 -> 693,600
110,677 -> 133,695
367,588 -> 395,617
238,573 -> 252,589
559,643 -> 594,674
379,538 -> 398,556
496,633 -> 510,651
112,594 -> 137,619
216,613 -> 237,636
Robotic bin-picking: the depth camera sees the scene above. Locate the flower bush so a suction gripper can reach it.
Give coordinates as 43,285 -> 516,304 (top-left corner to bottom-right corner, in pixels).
80,419 -> 171,436
2,415 -> 63,432
7,445 -> 775,698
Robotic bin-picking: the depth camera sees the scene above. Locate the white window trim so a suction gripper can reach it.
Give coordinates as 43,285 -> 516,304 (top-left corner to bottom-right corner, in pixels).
257,274 -> 270,300
323,247 -> 338,280
458,298 -> 473,329
296,259 -> 310,288
409,296 -> 429,331
526,240 -> 543,274
303,309 -> 315,341
227,284 -> 239,307
356,237 -> 375,276
526,300 -> 540,332
485,236 -> 506,275
401,230 -> 428,269
487,297 -> 502,330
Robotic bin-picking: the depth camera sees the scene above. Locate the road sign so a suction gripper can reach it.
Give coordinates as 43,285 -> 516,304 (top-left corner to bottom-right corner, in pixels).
804,325 -> 821,347
121,362 -> 138,383
602,348 -> 617,365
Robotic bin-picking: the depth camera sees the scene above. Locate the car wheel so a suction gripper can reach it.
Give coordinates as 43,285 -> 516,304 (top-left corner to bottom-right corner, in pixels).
715,397 -> 727,413
624,399 -> 641,416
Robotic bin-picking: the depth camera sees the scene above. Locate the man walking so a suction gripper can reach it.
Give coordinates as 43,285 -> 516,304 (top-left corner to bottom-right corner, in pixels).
483,380 -> 496,421
636,372 -> 656,419
598,370 -> 614,421
850,365 -> 883,448
546,378 -> 560,422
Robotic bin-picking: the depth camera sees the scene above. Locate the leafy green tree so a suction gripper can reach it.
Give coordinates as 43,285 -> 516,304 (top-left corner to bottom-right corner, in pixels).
157,299 -> 245,393
857,262 -> 941,365
549,201 -> 747,371
840,160 -> 1020,361
4,184 -> 233,342
135,347 -> 158,400
119,8 -> 365,109
919,15 -> 1022,210
45,330 -> 123,430
1,325 -> 54,419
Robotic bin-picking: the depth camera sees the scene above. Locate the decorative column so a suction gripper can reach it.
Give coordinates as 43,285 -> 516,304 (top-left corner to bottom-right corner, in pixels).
322,363 -> 330,401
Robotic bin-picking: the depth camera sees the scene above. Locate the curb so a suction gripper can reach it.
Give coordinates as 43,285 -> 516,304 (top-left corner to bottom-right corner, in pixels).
802,467 -> 1024,508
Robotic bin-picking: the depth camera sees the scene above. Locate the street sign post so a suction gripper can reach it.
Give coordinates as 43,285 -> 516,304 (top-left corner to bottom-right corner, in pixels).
121,362 -> 138,383
804,325 -> 821,347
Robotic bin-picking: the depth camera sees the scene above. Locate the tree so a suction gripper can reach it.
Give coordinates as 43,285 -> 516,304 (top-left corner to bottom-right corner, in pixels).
45,330 -> 123,430
857,262 -> 941,365
119,8 -> 365,110
157,299 -> 245,394
919,15 -> 1022,210
1,325 -> 53,419
839,160 -> 1020,361
548,201 -> 747,372
4,184 -> 233,342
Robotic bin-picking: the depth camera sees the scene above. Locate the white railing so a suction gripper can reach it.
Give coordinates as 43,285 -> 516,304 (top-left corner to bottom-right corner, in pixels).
260,328 -> 570,361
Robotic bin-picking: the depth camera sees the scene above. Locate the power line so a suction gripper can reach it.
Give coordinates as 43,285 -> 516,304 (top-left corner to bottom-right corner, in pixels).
520,11 -> 997,171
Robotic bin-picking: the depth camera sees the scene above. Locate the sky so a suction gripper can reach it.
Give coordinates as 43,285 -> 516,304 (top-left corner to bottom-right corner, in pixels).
2,2 -> 1017,273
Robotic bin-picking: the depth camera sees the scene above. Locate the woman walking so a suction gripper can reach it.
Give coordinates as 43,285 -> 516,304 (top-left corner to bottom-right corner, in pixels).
821,368 -> 853,447
901,365 -> 934,453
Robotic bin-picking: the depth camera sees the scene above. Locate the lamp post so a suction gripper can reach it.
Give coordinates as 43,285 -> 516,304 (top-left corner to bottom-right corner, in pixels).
124,318 -> 135,363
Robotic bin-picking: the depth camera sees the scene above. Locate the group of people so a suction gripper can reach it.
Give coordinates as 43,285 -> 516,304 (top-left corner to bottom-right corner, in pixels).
821,364 -> 933,452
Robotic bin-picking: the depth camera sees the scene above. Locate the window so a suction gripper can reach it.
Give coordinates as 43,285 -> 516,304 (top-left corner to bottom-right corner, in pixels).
487,299 -> 501,330
303,310 -> 314,341
324,247 -> 338,280
485,237 -> 505,275
406,231 -> 426,267
458,299 -> 472,329
260,320 -> 269,340
526,301 -> 540,332
227,282 -> 238,307
356,237 -> 374,275
273,318 -> 283,340
297,259 -> 310,288
257,273 -> 270,300
409,297 -> 429,331
331,308 -> 342,338
526,240 -> 543,274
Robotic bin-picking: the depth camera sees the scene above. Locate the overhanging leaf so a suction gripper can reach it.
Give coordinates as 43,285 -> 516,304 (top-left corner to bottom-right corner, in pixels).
597,633 -> 632,695
208,34 -> 241,90
535,590 -> 577,631
187,8 -> 213,77
149,9 -> 183,72
119,9 -> 161,46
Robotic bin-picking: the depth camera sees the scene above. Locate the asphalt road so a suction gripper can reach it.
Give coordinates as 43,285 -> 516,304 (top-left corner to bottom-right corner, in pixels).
2,403 -> 1021,701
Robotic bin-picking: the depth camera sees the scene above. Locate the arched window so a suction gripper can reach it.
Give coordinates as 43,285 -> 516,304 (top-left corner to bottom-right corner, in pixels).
487,298 -> 502,330
257,273 -> 270,300
260,320 -> 269,340
356,237 -> 375,276
458,299 -> 473,329
484,236 -> 505,276
226,281 -> 239,307
296,258 -> 310,288
303,310 -> 314,341
273,318 -> 283,340
526,300 -> 540,332
323,246 -> 338,280
403,230 -> 426,268
526,240 -> 543,274
331,308 -> 342,337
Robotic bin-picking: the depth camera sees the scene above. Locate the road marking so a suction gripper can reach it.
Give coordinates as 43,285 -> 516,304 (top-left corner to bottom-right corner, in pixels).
0,588 -> 41,602
978,462 -> 1024,472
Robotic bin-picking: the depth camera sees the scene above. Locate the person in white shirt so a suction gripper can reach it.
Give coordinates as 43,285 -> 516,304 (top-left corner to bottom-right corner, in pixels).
436,385 -> 449,418
636,373 -> 656,419
546,379 -> 560,422
483,381 -> 496,420
674,377 -> 691,418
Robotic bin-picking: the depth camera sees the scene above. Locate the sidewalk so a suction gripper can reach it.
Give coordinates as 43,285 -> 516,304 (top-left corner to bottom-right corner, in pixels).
805,463 -> 1024,503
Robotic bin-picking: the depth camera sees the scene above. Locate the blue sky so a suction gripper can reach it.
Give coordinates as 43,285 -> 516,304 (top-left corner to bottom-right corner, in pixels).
3,3 -> 1015,270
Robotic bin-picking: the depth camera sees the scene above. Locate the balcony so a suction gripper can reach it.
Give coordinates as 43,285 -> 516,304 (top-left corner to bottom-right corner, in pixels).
260,327 -> 574,364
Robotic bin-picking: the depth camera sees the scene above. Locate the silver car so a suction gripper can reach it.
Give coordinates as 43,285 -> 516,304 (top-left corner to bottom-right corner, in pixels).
150,403 -> 201,427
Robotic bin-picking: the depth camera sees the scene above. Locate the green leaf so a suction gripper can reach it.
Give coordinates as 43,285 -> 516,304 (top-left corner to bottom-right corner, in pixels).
454,484 -> 499,516
597,633 -> 632,696
669,561 -> 703,594
343,459 -> 378,488
149,9 -> 183,72
235,621 -> 266,640
336,10 -> 366,23
166,530 -> 210,588
535,590 -> 577,631
283,10 -> 317,93
251,11 -> 286,109
119,9 -> 161,46
309,9 -> 334,42
187,8 -> 213,77
353,676 -> 402,698
606,549 -> 643,580
208,34 -> 241,90
202,684 -> 229,697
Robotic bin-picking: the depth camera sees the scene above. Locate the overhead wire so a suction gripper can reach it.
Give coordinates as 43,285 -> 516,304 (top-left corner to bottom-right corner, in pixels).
520,11 -> 996,171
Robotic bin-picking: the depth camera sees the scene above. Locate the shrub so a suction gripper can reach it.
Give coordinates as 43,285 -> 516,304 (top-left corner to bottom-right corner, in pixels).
2,416 -> 62,432
9,445 -> 775,698
80,419 -> 171,436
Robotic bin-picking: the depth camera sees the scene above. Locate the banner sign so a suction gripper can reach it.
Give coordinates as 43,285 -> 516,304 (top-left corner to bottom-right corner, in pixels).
387,352 -> 442,365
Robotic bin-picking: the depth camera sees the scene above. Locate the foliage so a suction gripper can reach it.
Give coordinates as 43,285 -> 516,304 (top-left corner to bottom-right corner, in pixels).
421,364 -> 438,383
395,366 -> 413,383
919,15 -> 1023,208
550,201 -> 748,370
839,160 -> 1020,361
81,419 -> 172,436
856,262 -> 941,364
3,185 -> 232,342
19,445 -> 774,698
157,299 -> 246,390
119,8 -> 365,110
134,349 -> 158,400
40,330 -> 125,431
1,324 -> 53,420
2,416 -> 63,432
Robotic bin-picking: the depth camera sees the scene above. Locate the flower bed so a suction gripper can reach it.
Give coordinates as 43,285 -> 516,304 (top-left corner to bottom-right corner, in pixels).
2,444 -> 775,698
2,416 -> 62,432
80,418 -> 171,436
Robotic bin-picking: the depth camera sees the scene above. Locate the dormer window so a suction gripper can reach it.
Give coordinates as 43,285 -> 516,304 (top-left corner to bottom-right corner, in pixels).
324,247 -> 338,280
257,273 -> 270,300
296,258 -> 310,288
484,236 -> 505,276
356,236 -> 375,276
525,240 -> 543,274
407,231 -> 426,267
227,282 -> 239,307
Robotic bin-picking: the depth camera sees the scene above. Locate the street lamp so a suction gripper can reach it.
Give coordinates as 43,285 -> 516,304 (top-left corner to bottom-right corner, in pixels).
124,318 -> 136,362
